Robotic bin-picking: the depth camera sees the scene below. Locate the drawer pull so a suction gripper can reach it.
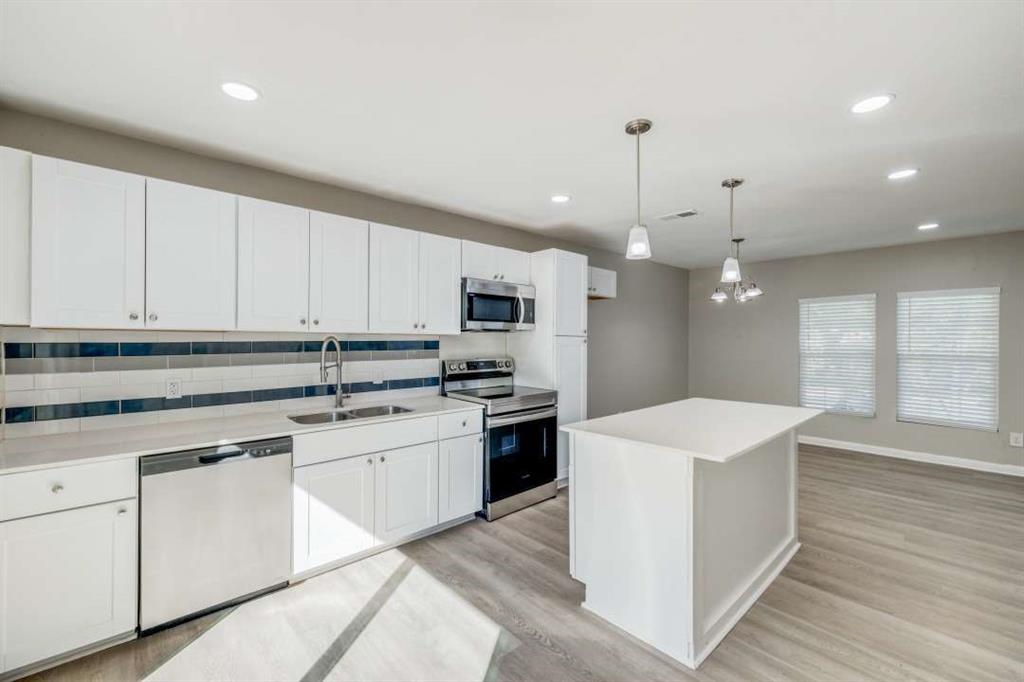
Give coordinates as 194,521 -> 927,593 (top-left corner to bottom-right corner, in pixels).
117,507 -> 127,515
462,419 -> 467,427
380,455 -> 386,463
51,484 -> 64,494
367,457 -> 372,465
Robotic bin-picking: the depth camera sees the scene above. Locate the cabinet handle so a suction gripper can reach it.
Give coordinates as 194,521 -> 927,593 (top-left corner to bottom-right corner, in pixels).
421,323 -> 426,329
129,312 -> 139,321
462,419 -> 467,427
300,318 -> 307,326
313,319 -> 320,326
493,274 -> 499,280
117,507 -> 127,515
367,457 -> 372,465
380,455 -> 386,463
500,274 -> 505,280
51,484 -> 64,494
148,312 -> 158,321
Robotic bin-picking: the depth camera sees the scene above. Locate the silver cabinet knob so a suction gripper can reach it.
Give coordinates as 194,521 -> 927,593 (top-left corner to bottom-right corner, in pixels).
300,318 -> 307,326
379,455 -> 386,463
117,507 -> 127,515
493,274 -> 499,279
51,484 -> 64,494
367,457 -> 372,465
421,323 -> 426,329
148,312 -> 158,321
462,419 -> 467,427
129,312 -> 139,321
313,319 -> 320,326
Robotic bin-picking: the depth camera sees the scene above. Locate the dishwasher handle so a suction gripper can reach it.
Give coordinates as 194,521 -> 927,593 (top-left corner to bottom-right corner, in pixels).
141,437 -> 292,476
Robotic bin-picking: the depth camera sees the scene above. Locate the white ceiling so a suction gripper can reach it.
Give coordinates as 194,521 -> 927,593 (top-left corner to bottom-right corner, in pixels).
1,1 -> 1022,268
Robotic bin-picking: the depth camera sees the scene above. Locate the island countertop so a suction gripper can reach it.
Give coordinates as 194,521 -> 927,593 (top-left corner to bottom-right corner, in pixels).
560,397 -> 821,463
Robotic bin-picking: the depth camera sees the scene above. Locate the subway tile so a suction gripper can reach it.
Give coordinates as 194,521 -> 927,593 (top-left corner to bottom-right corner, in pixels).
371,350 -> 408,361
408,350 -> 440,360
3,419 -> 81,438
3,358 -> 39,375
341,351 -> 372,363
159,406 -> 224,423
5,388 -> 81,408
2,328 -> 79,343
348,340 -> 387,352
191,364 -> 253,381
169,354 -> 231,370
79,329 -> 157,342
118,368 -> 191,385
120,342 -> 192,356
34,402 -> 82,421
95,356 -> 166,372
3,342 -> 33,359
191,341 -> 252,355
386,340 -> 424,351
80,412 -> 160,432
158,331 -> 222,342
82,383 -> 163,401
78,342 -> 118,357
3,374 -> 35,391
423,376 -> 440,387
192,390 -> 253,408
303,384 -> 338,398
424,340 -> 440,350
231,352 -> 283,366
252,340 -> 304,354
7,357 -> 94,374
223,401 -> 281,417
183,379 -> 223,396
121,396 -> 193,413
387,377 -> 424,390
4,406 -> 35,423
349,381 -> 386,394
252,386 -> 304,402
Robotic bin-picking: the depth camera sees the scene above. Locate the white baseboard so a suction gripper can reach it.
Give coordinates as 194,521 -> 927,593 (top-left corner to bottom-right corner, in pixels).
798,435 -> 1024,478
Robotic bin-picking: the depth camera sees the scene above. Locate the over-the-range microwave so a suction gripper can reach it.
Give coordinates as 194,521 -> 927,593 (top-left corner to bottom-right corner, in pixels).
461,278 -> 536,332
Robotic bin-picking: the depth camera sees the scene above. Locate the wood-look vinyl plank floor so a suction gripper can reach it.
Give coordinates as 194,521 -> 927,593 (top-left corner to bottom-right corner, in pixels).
25,446 -> 1024,682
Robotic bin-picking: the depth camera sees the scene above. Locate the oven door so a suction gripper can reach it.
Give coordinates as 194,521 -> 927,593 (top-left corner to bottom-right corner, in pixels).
462,278 -> 536,331
484,406 -> 557,503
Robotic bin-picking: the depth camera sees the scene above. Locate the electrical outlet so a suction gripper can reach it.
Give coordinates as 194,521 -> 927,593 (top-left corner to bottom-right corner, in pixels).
1010,432 -> 1024,448
166,379 -> 183,400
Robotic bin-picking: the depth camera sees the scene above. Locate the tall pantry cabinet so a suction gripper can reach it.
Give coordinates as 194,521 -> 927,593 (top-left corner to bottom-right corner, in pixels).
507,249 -> 588,481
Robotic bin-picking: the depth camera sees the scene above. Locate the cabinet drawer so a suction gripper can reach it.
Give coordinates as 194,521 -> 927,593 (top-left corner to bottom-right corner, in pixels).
438,410 -> 482,440
294,416 -> 438,467
0,459 -> 137,522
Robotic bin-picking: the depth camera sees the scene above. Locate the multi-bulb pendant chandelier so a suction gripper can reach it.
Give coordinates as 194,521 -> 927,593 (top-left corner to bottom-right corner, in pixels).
624,118 -> 653,260
710,178 -> 764,303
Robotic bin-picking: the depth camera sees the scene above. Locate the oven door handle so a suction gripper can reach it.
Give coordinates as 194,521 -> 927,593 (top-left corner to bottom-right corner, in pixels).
488,406 -> 558,428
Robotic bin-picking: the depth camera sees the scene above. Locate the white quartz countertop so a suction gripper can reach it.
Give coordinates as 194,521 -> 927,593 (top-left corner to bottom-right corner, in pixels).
560,397 -> 821,463
0,395 -> 482,475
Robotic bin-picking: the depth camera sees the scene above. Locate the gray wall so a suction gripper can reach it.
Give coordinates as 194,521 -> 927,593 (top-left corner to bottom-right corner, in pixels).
689,231 -> 1024,468
0,107 -> 689,419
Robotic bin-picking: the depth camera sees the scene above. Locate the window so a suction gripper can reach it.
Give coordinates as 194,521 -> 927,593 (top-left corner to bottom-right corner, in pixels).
897,287 -> 999,431
799,294 -> 876,416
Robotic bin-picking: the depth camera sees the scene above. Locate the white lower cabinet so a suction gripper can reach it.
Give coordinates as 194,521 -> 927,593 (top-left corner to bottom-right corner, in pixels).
373,442 -> 439,544
0,499 -> 137,674
293,454 -> 376,574
438,434 -> 484,523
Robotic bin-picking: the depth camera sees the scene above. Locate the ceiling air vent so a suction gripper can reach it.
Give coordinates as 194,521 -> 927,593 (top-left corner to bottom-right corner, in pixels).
658,209 -> 700,220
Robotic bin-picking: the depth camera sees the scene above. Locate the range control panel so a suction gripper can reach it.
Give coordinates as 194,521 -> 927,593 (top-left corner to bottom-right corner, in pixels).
442,357 -> 515,377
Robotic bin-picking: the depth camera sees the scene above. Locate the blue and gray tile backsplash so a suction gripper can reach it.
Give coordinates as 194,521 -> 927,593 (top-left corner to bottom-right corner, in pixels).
0,326 -> 499,439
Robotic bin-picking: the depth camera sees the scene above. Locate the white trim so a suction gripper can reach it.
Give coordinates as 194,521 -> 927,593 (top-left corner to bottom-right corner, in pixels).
798,292 -> 876,304
798,435 -> 1024,478
896,285 -> 1000,300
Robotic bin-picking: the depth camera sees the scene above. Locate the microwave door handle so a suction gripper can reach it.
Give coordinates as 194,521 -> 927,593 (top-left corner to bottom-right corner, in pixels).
515,293 -> 524,324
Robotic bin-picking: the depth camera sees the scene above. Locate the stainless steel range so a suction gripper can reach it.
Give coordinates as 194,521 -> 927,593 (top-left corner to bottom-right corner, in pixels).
442,357 -> 558,520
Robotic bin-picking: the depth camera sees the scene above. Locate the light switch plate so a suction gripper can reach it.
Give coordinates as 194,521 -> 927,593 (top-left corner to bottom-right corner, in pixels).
1010,432 -> 1024,448
166,379 -> 183,400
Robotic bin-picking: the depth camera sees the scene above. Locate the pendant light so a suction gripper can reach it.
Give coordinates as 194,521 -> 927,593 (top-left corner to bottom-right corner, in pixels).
719,178 -> 744,282
624,118 -> 653,259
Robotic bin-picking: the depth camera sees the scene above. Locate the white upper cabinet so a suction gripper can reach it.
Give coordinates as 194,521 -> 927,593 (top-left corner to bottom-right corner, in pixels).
370,223 -> 461,334
587,266 -> 617,299
31,156 -> 145,329
368,223 -> 420,333
438,434 -> 484,524
310,211 -> 369,333
418,232 -> 461,335
0,147 -> 30,326
237,197 -> 311,332
461,240 -> 530,284
374,441 -> 439,544
555,250 -> 588,336
145,179 -> 236,330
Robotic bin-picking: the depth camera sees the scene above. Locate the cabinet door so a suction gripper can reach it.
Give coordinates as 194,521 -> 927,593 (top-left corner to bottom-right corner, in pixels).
237,197 -> 310,331
555,335 -> 587,480
293,456 -> 376,574
310,211 -> 369,333
374,442 -> 438,544
500,247 -> 532,285
0,147 -> 30,325
31,156 -> 145,329
145,179 -> 237,330
418,232 -> 461,335
0,500 -> 137,674
368,223 -> 419,333
460,239 -> 498,281
555,250 -> 588,336
588,266 -> 617,299
439,434 -> 484,524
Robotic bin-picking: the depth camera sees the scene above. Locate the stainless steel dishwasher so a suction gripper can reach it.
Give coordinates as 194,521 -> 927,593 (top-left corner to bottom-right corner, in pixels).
139,437 -> 292,634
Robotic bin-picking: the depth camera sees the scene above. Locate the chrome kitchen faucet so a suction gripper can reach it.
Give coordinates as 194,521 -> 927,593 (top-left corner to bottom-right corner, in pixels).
319,336 -> 347,408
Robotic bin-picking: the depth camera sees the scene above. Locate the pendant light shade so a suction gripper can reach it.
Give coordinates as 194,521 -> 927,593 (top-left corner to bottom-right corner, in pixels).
720,256 -> 742,283
623,118 -> 653,260
626,224 -> 652,260
710,287 -> 728,303
745,282 -> 763,298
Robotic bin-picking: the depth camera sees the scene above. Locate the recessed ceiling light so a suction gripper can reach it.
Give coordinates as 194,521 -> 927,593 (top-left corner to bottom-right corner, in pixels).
887,168 -> 919,180
550,194 -> 571,204
917,222 -> 939,231
851,94 -> 894,114
221,82 -> 260,101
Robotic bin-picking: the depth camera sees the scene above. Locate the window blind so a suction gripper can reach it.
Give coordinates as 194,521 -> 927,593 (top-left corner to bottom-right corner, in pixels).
897,287 -> 1000,431
799,294 -> 876,417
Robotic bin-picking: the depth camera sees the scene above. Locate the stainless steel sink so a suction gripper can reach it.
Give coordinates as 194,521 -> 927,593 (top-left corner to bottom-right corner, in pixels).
288,405 -> 413,425
344,405 -> 413,418
288,410 -> 359,425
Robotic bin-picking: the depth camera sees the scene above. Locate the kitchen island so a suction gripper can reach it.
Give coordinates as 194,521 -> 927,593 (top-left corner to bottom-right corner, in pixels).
562,397 -> 821,669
